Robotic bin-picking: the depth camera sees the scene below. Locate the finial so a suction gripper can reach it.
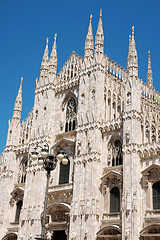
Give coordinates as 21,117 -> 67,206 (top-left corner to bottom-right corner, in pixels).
21,77 -> 23,84
147,50 -> 153,87
54,33 -> 57,41
148,50 -> 150,57
90,14 -> 92,22
100,9 -> 102,17
148,50 -> 151,68
132,26 -> 134,37
46,37 -> 49,45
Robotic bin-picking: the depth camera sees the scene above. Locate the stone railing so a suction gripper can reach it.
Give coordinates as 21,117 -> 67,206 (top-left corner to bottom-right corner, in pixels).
105,55 -> 160,105
102,212 -> 121,223
145,209 -> 160,220
140,79 -> 160,104
105,55 -> 127,82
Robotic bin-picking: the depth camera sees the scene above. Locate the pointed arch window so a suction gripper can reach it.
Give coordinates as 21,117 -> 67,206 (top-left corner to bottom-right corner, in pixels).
18,156 -> 28,184
112,139 -> 123,166
15,200 -> 23,223
59,160 -> 70,185
153,181 -> 160,210
65,98 -> 77,132
110,187 -> 120,213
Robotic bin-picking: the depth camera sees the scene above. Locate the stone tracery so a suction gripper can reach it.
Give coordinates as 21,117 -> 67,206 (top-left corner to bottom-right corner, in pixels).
65,97 -> 77,132
108,138 -> 123,167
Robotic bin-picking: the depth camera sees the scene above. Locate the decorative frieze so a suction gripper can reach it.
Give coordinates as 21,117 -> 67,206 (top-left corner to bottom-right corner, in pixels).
75,151 -> 101,164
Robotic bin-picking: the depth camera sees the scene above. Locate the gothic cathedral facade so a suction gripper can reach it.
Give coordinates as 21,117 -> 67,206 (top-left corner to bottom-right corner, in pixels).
1,10 -> 160,240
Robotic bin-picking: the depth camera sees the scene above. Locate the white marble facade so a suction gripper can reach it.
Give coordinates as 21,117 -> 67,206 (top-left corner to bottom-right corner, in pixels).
1,10 -> 160,240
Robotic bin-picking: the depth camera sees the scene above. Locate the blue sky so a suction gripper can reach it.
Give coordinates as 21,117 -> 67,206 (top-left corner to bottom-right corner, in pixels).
0,0 -> 160,154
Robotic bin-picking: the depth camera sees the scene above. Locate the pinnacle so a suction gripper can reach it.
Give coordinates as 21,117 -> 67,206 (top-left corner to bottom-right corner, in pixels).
95,9 -> 104,55
13,77 -> 23,119
90,14 -> 92,22
50,33 -> 57,57
54,33 -> 57,40
18,77 -> 23,94
132,26 -> 134,38
127,26 -> 138,76
41,38 -> 49,68
84,13 -> 94,59
148,51 -> 151,61
147,50 -> 153,88
148,51 -> 151,67
49,33 -> 57,75
97,9 -> 103,32
100,9 -> 102,17
46,37 -> 49,46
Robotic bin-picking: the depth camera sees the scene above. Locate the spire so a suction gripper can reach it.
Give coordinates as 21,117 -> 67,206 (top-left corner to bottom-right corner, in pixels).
128,35 -> 131,56
13,77 -> 23,120
84,14 -> 94,59
49,33 -> 57,75
40,38 -> 49,74
127,26 -> 138,77
147,51 -> 153,88
95,9 -> 104,55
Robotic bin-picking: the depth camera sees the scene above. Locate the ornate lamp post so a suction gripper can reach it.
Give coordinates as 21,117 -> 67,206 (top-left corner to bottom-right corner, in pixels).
31,144 -> 68,240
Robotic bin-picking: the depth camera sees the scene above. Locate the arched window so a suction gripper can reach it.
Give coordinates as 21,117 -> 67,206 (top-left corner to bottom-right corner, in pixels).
19,157 -> 28,184
2,233 -> 17,240
110,187 -> 120,213
112,139 -> 123,166
15,200 -> 23,223
65,98 -> 77,132
59,160 -> 70,185
153,181 -> 160,210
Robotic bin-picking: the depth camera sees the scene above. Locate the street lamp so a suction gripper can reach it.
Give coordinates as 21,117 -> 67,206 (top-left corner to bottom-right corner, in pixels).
31,143 -> 68,240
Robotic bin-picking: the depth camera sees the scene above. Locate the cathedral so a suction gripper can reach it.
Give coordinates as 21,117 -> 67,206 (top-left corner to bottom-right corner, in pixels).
1,10 -> 160,240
